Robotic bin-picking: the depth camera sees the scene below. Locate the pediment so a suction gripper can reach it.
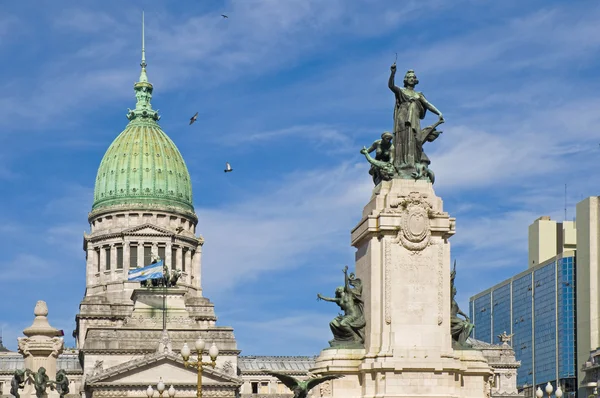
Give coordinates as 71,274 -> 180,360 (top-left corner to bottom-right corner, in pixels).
86,353 -> 242,387
122,224 -> 174,237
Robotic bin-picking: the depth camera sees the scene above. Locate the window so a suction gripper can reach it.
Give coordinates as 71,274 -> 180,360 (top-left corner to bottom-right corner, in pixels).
105,247 -> 111,270
95,248 -> 101,272
260,382 -> 269,394
130,244 -> 138,268
251,382 -> 258,394
158,246 -> 166,264
182,248 -> 187,272
116,246 -> 123,269
144,246 -> 152,266
171,247 -> 177,270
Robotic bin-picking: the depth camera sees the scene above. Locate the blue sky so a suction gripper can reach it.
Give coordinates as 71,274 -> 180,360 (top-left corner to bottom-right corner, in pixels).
1,0 -> 599,356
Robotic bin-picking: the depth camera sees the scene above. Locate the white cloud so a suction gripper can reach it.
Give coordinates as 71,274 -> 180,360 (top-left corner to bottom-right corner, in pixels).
0,254 -> 58,281
199,163 -> 371,290
234,313 -> 332,355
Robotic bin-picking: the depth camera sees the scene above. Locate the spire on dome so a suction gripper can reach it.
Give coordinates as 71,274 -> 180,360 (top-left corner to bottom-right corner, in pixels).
139,11 -> 148,83
127,11 -> 160,122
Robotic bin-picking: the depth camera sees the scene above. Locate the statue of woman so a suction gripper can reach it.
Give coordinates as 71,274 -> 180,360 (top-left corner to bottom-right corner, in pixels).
450,285 -> 474,347
388,64 -> 444,171
317,266 -> 365,348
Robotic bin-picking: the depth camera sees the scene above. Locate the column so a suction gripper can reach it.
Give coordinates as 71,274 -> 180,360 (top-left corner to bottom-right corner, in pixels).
152,242 -> 159,262
111,244 -> 117,271
137,244 -> 144,268
166,243 -> 172,270
193,247 -> 202,293
185,249 -> 192,275
124,243 -> 130,272
86,246 -> 94,288
176,246 -> 183,270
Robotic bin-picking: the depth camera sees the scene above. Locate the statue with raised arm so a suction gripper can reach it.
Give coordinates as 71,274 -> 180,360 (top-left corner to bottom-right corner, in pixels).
388,63 -> 444,182
10,369 -> 26,398
54,370 -> 69,398
450,262 -> 474,347
360,131 -> 396,185
317,266 -> 365,348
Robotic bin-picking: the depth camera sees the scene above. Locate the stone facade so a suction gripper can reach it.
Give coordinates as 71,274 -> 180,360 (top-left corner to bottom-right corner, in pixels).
467,339 -> 523,398
580,348 -> 600,397
311,179 -> 494,398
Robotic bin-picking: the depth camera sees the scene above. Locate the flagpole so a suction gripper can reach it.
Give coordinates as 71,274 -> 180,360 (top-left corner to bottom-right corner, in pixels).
162,262 -> 167,331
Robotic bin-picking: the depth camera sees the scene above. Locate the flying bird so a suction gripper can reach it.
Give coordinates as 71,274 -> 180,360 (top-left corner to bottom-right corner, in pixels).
224,162 -> 233,173
175,226 -> 184,234
221,14 -> 229,18
265,371 -> 342,398
189,112 -> 198,125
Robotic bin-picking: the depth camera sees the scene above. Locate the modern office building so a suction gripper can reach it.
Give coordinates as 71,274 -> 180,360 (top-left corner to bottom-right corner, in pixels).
577,197 -> 600,396
470,217 -> 578,398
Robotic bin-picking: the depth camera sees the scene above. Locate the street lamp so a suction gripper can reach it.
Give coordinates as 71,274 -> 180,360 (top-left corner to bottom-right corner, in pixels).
180,337 -> 219,398
536,383 -> 563,398
146,378 -> 177,398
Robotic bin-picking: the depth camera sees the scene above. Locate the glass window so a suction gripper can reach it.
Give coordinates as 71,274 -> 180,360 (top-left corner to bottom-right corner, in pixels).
116,246 -> 123,269
144,246 -> 152,266
95,248 -> 101,272
105,247 -> 111,270
171,247 -> 177,270
129,244 -> 138,268
182,248 -> 187,272
158,246 -> 166,264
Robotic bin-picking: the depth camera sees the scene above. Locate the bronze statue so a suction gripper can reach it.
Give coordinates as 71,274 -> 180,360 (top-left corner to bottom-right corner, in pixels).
360,132 -> 396,185
54,370 -> 69,398
317,266 -> 365,348
10,369 -> 26,398
29,367 -> 50,398
388,64 -> 444,181
265,371 -> 342,398
141,263 -> 181,288
450,262 -> 474,347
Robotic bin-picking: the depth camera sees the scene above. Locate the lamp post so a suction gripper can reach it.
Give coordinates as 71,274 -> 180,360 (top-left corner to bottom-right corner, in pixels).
536,382 -> 563,398
180,337 -> 219,398
146,378 -> 176,398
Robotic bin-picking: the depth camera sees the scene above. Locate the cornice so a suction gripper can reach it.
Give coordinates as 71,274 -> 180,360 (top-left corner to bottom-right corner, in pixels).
90,382 -> 240,388
86,352 -> 242,385
89,204 -> 197,224
81,349 -> 241,356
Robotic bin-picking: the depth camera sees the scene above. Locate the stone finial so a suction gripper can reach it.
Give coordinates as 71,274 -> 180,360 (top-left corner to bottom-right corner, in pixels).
22,301 -> 62,338
497,331 -> 513,345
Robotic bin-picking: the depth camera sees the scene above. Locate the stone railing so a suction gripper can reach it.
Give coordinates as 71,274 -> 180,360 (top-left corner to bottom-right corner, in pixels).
241,394 -> 293,398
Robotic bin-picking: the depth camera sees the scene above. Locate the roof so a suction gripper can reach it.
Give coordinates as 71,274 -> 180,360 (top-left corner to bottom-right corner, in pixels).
86,351 -> 242,387
0,353 -> 82,374
238,356 -> 316,373
90,54 -> 194,219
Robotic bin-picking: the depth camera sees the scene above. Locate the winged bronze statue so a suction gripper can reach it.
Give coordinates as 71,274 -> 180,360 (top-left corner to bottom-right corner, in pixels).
265,371 -> 343,398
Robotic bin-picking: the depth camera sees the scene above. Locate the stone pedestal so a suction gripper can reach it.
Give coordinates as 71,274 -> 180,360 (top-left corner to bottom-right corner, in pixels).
131,288 -> 188,314
17,300 -> 64,398
312,179 -> 492,398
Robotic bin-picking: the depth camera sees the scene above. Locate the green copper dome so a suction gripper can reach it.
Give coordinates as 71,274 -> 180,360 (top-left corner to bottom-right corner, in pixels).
91,42 -> 194,218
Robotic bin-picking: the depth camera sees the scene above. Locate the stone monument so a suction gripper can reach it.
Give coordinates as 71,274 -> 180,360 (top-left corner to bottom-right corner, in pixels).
311,63 -> 493,398
14,301 -> 64,398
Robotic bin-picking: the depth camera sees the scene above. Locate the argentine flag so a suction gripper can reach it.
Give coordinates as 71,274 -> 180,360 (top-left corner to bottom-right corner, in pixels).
128,261 -> 164,282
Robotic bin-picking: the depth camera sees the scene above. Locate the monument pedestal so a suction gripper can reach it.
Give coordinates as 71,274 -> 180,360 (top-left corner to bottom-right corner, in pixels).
312,179 -> 492,398
17,301 -> 64,398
